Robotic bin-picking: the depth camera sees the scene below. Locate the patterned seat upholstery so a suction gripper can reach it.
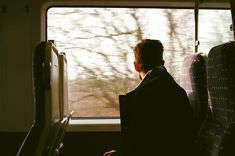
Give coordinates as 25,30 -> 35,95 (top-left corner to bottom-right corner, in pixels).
180,53 -> 209,134
192,42 -> 235,156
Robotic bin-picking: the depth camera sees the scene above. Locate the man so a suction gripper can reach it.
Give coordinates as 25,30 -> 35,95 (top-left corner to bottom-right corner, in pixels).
104,39 -> 193,156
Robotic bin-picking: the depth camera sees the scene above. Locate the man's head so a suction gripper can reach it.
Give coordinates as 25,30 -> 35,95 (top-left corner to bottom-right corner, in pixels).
133,39 -> 164,73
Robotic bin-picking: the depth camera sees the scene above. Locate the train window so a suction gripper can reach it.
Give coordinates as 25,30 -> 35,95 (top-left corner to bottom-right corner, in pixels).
47,7 -> 232,118
199,10 -> 233,52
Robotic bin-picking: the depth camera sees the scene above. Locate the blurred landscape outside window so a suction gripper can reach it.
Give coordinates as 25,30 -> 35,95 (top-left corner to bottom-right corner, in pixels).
47,8 -> 233,118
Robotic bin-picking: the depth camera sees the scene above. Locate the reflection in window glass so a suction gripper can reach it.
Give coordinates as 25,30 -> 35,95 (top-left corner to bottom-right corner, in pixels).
47,8 -> 232,118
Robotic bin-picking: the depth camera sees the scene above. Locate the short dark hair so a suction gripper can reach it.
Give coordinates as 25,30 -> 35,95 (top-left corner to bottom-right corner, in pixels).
133,39 -> 164,72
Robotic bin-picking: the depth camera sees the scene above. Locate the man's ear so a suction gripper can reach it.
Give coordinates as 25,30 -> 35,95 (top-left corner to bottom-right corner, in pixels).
134,61 -> 140,72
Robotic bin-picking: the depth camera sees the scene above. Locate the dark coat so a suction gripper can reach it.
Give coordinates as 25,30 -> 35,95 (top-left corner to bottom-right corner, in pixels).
119,67 -> 193,156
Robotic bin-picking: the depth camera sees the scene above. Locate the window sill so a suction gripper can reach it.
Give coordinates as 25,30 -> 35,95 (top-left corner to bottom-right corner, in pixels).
67,118 -> 121,132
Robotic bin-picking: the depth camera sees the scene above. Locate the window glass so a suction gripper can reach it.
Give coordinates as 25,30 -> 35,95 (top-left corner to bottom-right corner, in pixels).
47,8 -> 232,118
199,10 -> 233,53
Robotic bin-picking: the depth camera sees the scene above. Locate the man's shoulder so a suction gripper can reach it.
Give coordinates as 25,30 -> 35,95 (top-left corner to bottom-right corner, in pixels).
137,69 -> 187,97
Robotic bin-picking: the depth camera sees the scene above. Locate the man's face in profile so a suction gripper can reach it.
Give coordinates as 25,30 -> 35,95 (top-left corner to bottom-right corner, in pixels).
133,59 -> 142,80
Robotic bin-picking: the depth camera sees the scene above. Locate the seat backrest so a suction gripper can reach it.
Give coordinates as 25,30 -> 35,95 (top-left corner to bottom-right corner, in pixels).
192,41 -> 235,156
180,53 -> 209,134
207,42 -> 235,125
47,52 -> 73,156
59,53 -> 69,118
17,41 -> 62,156
17,41 -> 46,156
208,42 -> 235,156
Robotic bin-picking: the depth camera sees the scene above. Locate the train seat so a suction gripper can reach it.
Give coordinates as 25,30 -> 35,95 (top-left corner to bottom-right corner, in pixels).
180,53 -> 209,135
192,41 -> 235,156
17,41 -> 71,156
16,41 -> 48,156
59,53 -> 69,119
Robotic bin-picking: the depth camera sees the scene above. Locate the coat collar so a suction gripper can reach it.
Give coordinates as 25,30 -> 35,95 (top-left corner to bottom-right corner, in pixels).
134,65 -> 166,90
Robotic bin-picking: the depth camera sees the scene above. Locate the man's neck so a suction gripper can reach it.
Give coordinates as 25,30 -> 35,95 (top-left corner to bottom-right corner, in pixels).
139,65 -> 165,80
